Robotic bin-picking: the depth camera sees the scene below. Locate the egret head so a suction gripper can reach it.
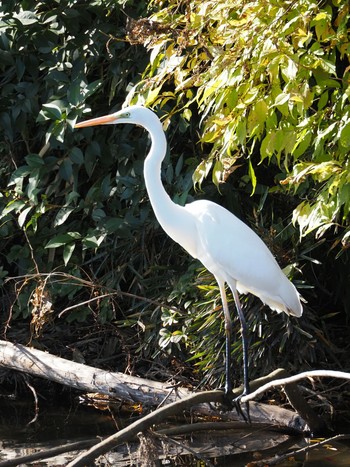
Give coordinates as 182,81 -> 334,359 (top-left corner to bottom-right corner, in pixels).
75,105 -> 161,131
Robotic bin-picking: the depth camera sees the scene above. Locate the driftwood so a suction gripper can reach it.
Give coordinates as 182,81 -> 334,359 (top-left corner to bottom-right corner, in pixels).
0,340 -> 321,428
0,340 -> 315,429
1,340 -> 350,466
0,340 -> 188,406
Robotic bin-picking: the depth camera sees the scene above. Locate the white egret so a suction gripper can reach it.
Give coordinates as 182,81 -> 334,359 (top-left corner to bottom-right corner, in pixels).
75,105 -> 303,403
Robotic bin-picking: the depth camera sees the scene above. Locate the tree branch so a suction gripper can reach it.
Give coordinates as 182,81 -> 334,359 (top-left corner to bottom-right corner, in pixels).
240,370 -> 350,404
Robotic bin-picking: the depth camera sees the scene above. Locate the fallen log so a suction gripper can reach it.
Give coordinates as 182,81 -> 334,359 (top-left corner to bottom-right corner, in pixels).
0,340 -> 321,432
3,339 -> 349,466
0,339 -> 187,407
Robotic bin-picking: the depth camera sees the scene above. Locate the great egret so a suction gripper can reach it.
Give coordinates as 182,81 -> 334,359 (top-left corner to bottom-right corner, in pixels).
75,105 -> 303,403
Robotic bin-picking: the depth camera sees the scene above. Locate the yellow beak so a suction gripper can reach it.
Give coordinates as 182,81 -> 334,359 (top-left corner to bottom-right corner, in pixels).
75,114 -> 116,128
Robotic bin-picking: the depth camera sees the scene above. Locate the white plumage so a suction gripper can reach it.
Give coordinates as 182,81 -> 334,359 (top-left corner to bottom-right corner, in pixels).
76,105 -> 302,397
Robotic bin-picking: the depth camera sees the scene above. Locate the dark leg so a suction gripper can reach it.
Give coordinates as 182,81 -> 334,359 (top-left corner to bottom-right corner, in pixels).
232,287 -> 250,421
218,282 -> 233,396
232,288 -> 249,395
219,281 -> 249,420
224,306 -> 233,395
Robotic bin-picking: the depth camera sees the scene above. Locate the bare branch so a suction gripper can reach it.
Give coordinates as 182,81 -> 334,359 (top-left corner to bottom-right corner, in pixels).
240,370 -> 350,404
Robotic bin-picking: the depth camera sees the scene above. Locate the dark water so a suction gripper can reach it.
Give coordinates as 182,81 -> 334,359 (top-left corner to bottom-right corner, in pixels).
0,393 -> 115,441
0,395 -> 350,466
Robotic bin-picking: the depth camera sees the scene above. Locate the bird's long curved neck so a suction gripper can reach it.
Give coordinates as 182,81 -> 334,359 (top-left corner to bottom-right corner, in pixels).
143,122 -> 179,222
143,120 -> 190,244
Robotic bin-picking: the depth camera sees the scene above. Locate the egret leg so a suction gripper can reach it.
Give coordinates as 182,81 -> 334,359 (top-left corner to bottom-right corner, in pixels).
231,286 -> 250,422
218,281 -> 249,421
231,288 -> 249,395
218,282 -> 233,395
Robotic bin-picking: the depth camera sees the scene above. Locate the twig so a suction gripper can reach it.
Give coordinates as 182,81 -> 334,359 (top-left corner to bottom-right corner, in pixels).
24,376 -> 39,425
23,230 -> 40,275
5,272 -> 183,316
240,370 -> 350,404
38,142 -> 51,157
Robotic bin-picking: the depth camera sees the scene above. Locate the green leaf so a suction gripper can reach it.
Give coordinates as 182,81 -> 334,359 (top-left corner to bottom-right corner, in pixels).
248,158 -> 257,195
260,132 -> 275,161
63,243 -> 75,266
212,159 -> 223,187
27,174 -> 40,202
59,159 -> 73,181
41,103 -> 62,120
25,154 -> 44,168
292,129 -> 313,159
69,147 -> 84,164
54,206 -> 75,227
84,142 -> 100,177
281,58 -> 298,82
8,166 -> 30,188
247,100 -> 268,136
14,10 -> 38,25
0,200 -> 26,218
45,232 -> 81,248
92,208 -> 106,221
339,121 -> 350,148
273,92 -> 290,107
85,79 -> 103,99
67,80 -> 82,106
18,206 -> 32,228
104,218 -> 123,233
49,120 -> 66,143
193,159 -> 213,189
82,233 -> 105,249
65,191 -> 80,205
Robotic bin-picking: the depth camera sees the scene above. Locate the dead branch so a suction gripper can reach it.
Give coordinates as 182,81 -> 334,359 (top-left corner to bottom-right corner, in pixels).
0,339 -> 190,406
241,370 -> 350,404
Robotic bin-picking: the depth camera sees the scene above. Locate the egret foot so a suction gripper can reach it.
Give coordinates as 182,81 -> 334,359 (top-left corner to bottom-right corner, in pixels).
221,388 -> 250,423
221,388 -> 234,410
232,393 -> 251,424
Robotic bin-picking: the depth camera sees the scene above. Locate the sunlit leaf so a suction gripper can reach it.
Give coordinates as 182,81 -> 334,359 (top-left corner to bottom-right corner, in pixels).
54,206 -> 75,227
18,206 -> 32,228
248,158 -> 257,195
45,232 -> 81,248
41,103 -> 62,120
63,242 -> 75,266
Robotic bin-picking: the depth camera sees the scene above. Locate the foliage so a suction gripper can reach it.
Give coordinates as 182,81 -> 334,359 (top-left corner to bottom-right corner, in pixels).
126,0 -> 350,249
0,0 -> 160,332
0,0 -> 349,392
0,1 -> 201,380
